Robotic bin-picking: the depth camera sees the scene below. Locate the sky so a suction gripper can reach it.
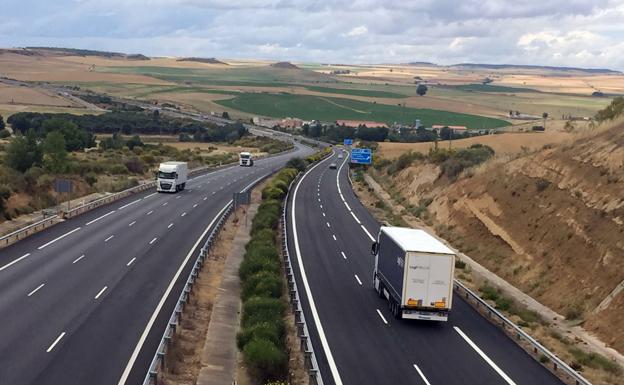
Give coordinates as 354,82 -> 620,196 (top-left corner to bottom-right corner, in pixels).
2,0 -> 624,70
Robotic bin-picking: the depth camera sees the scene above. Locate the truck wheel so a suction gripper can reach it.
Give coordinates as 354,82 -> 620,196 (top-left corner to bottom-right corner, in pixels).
181,183 -> 186,190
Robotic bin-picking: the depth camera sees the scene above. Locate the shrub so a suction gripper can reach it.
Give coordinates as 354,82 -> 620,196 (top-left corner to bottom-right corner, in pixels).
495,297 -> 512,311
455,259 -> 466,269
242,270 -> 284,300
85,172 -> 98,186
479,284 -> 500,301
570,348 -> 622,375
285,157 -> 307,172
246,229 -> 276,251
0,129 -> 10,139
251,201 -> 281,234
124,157 -> 145,174
109,163 -> 128,175
242,297 -> 285,327
535,178 -> 551,192
243,338 -> 287,382
239,252 -> 281,281
271,179 -> 289,195
237,321 -> 284,350
262,186 -> 285,200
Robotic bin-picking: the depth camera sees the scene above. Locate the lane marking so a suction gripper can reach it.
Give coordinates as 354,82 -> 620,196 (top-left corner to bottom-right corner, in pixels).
181,212 -> 187,217
28,283 -> 45,297
128,221 -> 136,227
168,223 -> 174,229
341,251 -> 347,260
345,202 -> 351,211
149,237 -> 158,245
144,193 -> 157,199
454,326 -> 517,385
119,199 -> 141,210
117,201 -> 232,385
212,192 -> 216,195
162,202 -> 168,206
38,227 -> 81,250
94,286 -> 108,299
332,234 -> 337,241
376,309 -> 389,325
326,222 -> 330,228
127,258 -> 136,266
0,253 -> 31,272
46,332 -> 66,353
86,211 -> 115,226
320,204 -> 323,209
350,211 -> 361,224
72,254 -> 85,264
146,210 -> 154,216
203,197 -> 207,201
193,203 -> 198,208
413,364 -> 432,385
176,196 -> 182,199
354,275 -> 362,286
322,212 -> 326,217
291,150 -> 343,385
361,225 -> 376,242
104,235 -> 115,242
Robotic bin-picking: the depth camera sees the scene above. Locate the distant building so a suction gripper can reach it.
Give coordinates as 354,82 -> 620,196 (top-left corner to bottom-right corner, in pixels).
336,120 -> 389,128
431,125 -> 468,133
253,116 -> 303,130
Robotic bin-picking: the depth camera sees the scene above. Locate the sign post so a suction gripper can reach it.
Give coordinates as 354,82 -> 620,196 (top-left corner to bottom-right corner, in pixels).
350,148 -> 373,165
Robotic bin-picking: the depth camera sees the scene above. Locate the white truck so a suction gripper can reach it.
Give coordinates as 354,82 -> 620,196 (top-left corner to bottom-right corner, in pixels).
239,152 -> 254,167
157,161 -> 188,193
372,226 -> 455,321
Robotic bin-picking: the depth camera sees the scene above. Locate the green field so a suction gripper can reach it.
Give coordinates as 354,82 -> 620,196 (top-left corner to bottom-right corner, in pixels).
445,83 -> 537,93
216,93 -> 509,129
304,86 -> 407,98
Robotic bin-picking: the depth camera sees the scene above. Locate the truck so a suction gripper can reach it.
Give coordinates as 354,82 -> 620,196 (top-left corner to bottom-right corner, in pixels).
157,161 -> 188,193
372,226 -> 455,321
239,152 -> 254,167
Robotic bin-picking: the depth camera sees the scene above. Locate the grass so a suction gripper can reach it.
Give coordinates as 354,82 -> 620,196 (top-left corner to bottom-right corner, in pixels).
216,93 -> 509,129
304,86 -> 407,98
444,84 -> 537,93
569,348 -> 622,375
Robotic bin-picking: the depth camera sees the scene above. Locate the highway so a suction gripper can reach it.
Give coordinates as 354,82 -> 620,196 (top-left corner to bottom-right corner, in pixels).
286,148 -> 564,385
0,143 -> 313,385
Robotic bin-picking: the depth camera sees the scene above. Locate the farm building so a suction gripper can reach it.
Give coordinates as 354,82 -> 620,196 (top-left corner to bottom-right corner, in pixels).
336,120 -> 389,128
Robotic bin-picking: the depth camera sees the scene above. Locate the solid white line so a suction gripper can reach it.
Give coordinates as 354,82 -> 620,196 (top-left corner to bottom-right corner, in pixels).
117,201 -> 232,385
127,258 -> 136,266
341,252 -> 347,259
376,309 -> 389,325
28,283 -> 45,297
86,211 -> 115,226
354,275 -> 362,286
361,225 -> 376,242
94,286 -> 108,299
0,253 -> 31,272
332,234 -> 337,241
181,212 -> 187,217
38,227 -> 81,250
72,254 -> 85,264
413,364 -> 432,385
350,211 -> 361,224
454,326 -> 517,385
144,192 -> 157,199
146,210 -> 153,216
168,223 -> 173,229
291,150 -> 343,385
119,199 -> 141,210
128,221 -> 136,227
46,332 -> 66,352
104,235 -> 114,242
149,237 -> 157,245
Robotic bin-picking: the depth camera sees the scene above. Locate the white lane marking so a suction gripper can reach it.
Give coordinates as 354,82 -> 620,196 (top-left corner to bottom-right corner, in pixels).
332,234 -> 337,241
144,192 -> 157,199
361,225 -> 376,242
72,254 -> 85,264
86,211 -> 115,226
162,202 -> 168,206
326,222 -> 330,228
38,227 -> 81,250
212,192 -> 216,195
203,197 -> 207,201
350,211 -> 361,224
376,309 -> 389,325
128,221 -> 136,227
345,202 -> 351,211
46,332 -> 66,352
127,258 -> 136,266
149,237 -> 158,245
291,150 -> 343,385
181,212 -> 187,217
168,223 -> 173,229
341,251 -> 347,259
146,210 -> 154,216
322,212 -> 326,217
94,286 -> 108,299
176,196 -> 181,199
104,235 -> 114,242
0,253 -> 31,272
318,198 -> 321,202
28,283 -> 45,297
354,275 -> 362,286
413,364 -> 432,385
193,203 -> 198,208
117,201 -> 232,385
320,204 -> 323,209
454,326 -> 517,385
119,199 -> 141,210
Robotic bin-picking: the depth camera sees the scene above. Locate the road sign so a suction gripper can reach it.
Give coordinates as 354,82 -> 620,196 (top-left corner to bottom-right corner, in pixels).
343,138 -> 353,146
54,179 -> 73,194
351,148 -> 372,165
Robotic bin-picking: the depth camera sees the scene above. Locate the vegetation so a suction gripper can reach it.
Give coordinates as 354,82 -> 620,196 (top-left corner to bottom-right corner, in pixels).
595,96 -> 624,121
305,86 -> 406,99
416,84 -> 428,96
444,83 -> 536,93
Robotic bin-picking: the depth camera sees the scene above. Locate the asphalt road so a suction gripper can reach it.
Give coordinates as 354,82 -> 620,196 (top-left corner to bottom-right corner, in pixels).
0,143 -> 313,385
286,149 -> 564,385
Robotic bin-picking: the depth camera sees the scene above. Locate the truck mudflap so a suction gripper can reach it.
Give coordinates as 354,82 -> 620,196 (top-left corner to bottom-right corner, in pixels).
402,309 -> 449,322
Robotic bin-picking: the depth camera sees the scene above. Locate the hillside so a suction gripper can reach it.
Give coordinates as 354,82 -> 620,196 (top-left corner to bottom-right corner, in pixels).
374,121 -> 624,354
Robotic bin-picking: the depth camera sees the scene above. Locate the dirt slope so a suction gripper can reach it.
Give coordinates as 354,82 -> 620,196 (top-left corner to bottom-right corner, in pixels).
381,121 -> 624,353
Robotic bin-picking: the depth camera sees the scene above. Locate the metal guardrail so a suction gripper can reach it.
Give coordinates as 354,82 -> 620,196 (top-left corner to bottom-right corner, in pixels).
454,280 -> 592,385
0,215 -> 60,247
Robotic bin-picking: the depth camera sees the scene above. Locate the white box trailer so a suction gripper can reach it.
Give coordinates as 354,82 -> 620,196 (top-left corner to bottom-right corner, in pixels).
157,161 -> 188,193
372,226 -> 455,321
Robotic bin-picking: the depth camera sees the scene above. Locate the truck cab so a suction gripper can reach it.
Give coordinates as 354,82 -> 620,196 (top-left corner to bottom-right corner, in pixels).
239,152 -> 254,167
157,162 -> 188,193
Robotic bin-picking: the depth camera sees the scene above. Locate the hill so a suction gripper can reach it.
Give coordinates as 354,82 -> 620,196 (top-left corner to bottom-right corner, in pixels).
177,57 -> 227,65
451,63 -> 620,74
271,61 -> 299,69
24,47 -> 150,60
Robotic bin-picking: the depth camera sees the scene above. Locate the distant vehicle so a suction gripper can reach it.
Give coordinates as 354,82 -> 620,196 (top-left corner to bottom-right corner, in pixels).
239,152 -> 254,166
157,161 -> 188,193
372,226 -> 455,321
329,163 -> 337,169
338,154 -> 344,159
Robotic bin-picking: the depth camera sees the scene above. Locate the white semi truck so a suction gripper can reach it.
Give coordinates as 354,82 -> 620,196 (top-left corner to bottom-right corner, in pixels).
372,226 -> 455,321
157,161 -> 188,193
239,152 -> 254,167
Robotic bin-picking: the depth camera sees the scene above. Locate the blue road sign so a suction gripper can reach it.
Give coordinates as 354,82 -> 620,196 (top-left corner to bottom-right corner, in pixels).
351,148 -> 372,165
344,138 -> 353,146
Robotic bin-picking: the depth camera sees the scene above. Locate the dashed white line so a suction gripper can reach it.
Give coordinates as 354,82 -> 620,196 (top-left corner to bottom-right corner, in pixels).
37,227 -> 81,250
46,332 -> 66,353
94,286 -> 108,299
193,203 -> 198,208
127,257 -> 136,266
326,222 -> 330,228
454,326 -> 517,385
28,283 -> 45,297
212,192 -> 216,195
146,210 -> 154,216
119,199 -> 141,210
162,202 -> 168,206
128,221 -> 136,227
361,225 -> 376,242
86,211 -> 115,226
320,204 -> 323,209
413,364 -> 432,385
104,235 -> 115,242
176,196 -> 181,199
167,223 -> 174,229
350,211 -> 361,224
149,237 -> 158,245
203,197 -> 207,201
322,212 -> 326,217
354,275 -> 362,285
72,254 -> 85,264
376,309 -> 389,325
0,253 -> 31,272
144,192 -> 157,199
181,212 -> 187,217
341,251 -> 347,259
332,234 -> 337,241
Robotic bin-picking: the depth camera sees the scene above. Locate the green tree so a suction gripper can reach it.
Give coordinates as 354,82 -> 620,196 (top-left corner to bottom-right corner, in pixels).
0,114 -> 5,130
5,132 -> 41,172
41,118 -> 94,151
42,131 -> 68,173
222,111 -> 230,119
416,84 -> 428,96
439,126 -> 452,140
542,112 -> 549,129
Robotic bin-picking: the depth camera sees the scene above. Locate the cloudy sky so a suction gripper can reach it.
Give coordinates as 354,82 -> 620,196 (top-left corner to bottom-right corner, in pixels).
2,0 -> 624,69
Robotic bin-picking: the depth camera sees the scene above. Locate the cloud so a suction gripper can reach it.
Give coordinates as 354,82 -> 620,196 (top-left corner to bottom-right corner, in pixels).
346,26 -> 368,37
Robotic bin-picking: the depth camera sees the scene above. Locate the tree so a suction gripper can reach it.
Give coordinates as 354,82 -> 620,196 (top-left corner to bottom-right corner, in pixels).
5,132 -> 41,172
41,118 -> 94,151
416,84 -> 428,96
42,131 -> 68,173
222,111 -> 230,120
126,135 -> 144,150
542,112 -> 549,129
439,126 -> 452,140
0,114 -> 5,130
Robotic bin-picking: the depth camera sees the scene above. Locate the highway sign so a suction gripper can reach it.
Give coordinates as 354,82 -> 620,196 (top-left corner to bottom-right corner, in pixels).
344,138 -> 353,146
351,148 -> 372,165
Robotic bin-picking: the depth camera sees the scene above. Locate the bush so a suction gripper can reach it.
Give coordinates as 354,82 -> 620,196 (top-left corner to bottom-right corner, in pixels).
239,251 -> 281,281
237,321 -> 284,350
0,129 -> 10,139
535,178 -> 551,192
285,157 -> 307,171
570,348 -> 622,375
271,179 -> 289,195
242,270 -> 284,300
245,229 -> 276,251
251,201 -> 281,234
243,338 -> 287,382
479,284 -> 500,301
262,186 -> 285,200
242,297 -> 285,327
109,163 -> 129,175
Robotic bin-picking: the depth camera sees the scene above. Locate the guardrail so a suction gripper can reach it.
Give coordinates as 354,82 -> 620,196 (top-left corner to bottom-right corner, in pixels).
454,280 -> 592,385
0,215 -> 60,247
